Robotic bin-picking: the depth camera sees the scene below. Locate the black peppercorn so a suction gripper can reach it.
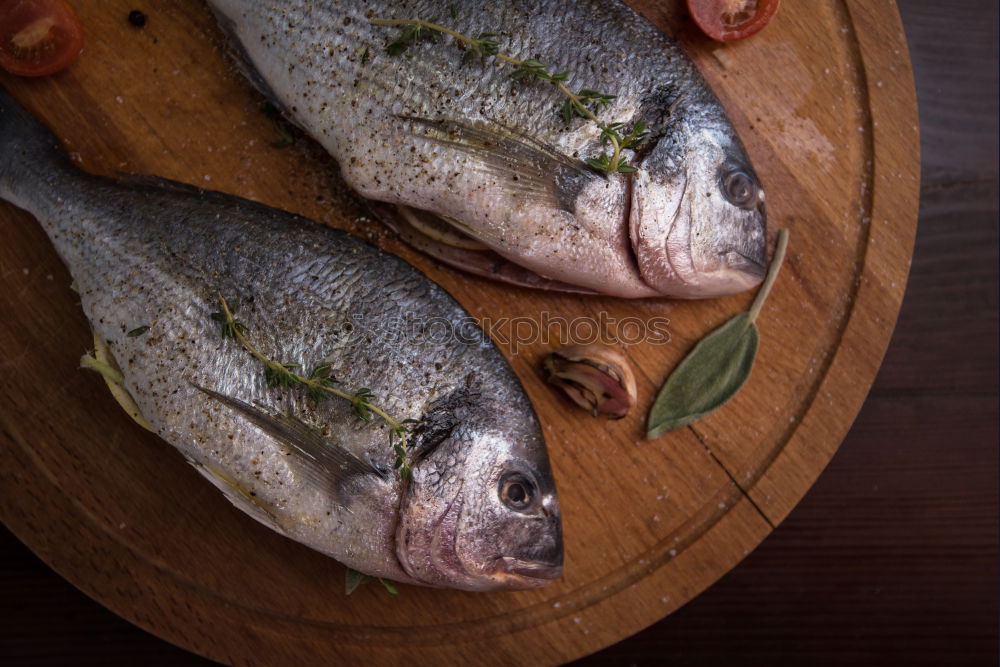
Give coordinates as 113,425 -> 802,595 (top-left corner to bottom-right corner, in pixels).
128,10 -> 147,28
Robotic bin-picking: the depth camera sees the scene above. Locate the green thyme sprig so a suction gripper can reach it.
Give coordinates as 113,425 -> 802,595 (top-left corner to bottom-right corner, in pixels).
260,102 -> 295,148
211,298 -> 248,338
370,17 -> 646,174
386,20 -> 440,55
211,295 -> 415,479
587,120 -> 648,173
345,567 -> 398,595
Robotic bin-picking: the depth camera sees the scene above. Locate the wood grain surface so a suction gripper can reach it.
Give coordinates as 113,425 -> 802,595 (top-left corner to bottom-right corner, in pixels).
5,0 -> 995,664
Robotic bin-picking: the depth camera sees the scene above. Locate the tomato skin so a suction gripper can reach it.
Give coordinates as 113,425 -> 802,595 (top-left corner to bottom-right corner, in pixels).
0,0 -> 84,77
687,0 -> 781,42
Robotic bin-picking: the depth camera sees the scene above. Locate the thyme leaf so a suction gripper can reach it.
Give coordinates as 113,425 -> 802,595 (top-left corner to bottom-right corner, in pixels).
211,300 -> 247,339
461,32 -> 498,65
344,568 -> 399,596
371,17 -> 646,174
351,388 -> 375,421
385,20 -> 439,56
344,567 -> 372,595
260,102 -> 295,148
212,295 -> 415,478
263,362 -> 302,389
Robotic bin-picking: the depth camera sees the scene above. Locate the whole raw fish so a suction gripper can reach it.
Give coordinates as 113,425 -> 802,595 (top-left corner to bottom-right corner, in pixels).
0,90 -> 562,591
208,0 -> 767,298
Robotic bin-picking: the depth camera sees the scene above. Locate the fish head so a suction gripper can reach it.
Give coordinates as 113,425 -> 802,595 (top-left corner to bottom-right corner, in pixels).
630,124 -> 767,298
396,395 -> 562,591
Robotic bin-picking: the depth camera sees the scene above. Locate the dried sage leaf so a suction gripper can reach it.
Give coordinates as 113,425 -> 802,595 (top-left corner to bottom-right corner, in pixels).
647,229 -> 789,438
646,312 -> 758,438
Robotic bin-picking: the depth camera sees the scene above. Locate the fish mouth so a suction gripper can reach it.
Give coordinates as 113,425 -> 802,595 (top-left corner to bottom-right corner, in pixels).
723,249 -> 767,279
494,556 -> 563,586
631,167 -> 768,297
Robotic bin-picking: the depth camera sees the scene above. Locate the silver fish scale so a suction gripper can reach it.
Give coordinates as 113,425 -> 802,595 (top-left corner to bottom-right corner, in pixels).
227,0 -> 705,155
8,160 -> 539,582
209,0 -> 756,299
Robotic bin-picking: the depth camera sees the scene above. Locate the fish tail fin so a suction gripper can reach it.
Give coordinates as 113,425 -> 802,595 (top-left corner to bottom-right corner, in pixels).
0,87 -> 75,209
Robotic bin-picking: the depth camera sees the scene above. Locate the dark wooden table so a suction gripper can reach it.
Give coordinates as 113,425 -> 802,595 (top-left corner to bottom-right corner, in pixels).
2,0 -> 996,664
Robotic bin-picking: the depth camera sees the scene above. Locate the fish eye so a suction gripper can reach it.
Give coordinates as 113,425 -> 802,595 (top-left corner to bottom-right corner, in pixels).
499,472 -> 536,511
721,169 -> 757,208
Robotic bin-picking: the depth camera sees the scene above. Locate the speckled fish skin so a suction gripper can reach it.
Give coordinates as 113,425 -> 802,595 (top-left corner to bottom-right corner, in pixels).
0,91 -> 562,591
209,0 -> 768,298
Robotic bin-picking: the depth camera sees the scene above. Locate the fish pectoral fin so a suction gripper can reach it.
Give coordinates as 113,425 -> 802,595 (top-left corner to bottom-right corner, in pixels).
193,384 -> 385,494
368,201 -> 599,294
401,116 -> 595,214
262,409 -> 389,485
190,459 -> 279,526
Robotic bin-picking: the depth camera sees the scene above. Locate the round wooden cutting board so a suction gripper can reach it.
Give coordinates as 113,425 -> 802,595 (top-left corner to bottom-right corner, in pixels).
0,1 -> 918,664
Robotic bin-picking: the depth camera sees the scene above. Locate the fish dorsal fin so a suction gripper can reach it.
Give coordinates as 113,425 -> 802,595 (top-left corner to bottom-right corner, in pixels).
401,116 -> 596,214
194,385 -> 386,494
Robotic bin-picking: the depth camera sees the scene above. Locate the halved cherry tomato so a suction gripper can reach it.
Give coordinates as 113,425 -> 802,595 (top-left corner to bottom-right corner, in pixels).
0,0 -> 83,77
687,0 -> 780,42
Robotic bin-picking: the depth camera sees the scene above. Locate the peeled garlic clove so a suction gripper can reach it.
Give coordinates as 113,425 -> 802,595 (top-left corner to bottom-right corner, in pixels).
543,344 -> 637,419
